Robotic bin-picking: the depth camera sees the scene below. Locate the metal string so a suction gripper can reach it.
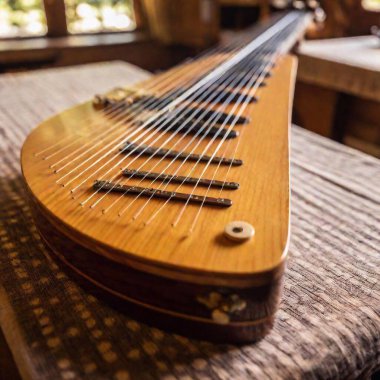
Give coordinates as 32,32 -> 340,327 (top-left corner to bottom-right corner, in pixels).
211,13 -> 311,209
33,75 -> 157,157
72,56 -> 252,201
136,17 -> 304,227
110,17 -> 301,218
87,55 -> 268,209
39,28 -> 257,160
34,105 -> 120,158
56,52 -> 241,191
110,40 -> 278,217
185,16 -> 309,231
52,40 -> 252,186
42,58 -> 218,162
78,12 -> 300,208
49,59 -> 221,171
139,32 -> 289,225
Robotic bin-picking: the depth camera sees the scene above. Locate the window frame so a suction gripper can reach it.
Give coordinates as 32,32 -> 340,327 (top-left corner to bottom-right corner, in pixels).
0,0 -> 144,40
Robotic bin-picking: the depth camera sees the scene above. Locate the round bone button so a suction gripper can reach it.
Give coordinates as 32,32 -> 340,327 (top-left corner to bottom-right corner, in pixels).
224,221 -> 255,242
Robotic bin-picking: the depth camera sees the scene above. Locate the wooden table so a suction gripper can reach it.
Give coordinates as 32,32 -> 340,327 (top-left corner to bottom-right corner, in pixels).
0,62 -> 379,380
295,36 -> 380,157
297,36 -> 380,101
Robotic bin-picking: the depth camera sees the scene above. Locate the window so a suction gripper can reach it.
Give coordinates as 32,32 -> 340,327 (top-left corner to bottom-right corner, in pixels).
65,0 -> 135,34
0,0 -> 47,38
362,0 -> 380,11
0,0 -> 136,38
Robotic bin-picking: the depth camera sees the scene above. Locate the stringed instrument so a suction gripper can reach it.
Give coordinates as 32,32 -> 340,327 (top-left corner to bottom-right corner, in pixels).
21,6 -> 317,343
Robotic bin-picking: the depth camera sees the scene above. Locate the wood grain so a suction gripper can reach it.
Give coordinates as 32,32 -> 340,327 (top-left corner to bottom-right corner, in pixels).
2,61 -> 379,378
297,36 -> 380,102
21,55 -> 296,288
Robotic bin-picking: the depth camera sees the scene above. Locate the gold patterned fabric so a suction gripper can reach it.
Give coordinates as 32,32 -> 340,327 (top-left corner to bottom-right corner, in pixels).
0,62 -> 379,380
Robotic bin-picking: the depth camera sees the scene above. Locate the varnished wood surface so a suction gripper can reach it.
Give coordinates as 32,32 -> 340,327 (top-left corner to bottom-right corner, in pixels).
297,36 -> 380,102
21,55 -> 296,287
1,62 -> 380,379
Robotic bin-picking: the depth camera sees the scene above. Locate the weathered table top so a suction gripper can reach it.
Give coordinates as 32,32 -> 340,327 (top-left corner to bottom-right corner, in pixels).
0,61 -> 379,380
297,36 -> 380,101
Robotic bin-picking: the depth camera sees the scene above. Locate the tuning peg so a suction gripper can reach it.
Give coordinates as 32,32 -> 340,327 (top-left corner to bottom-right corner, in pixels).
306,0 -> 319,10
291,0 -> 325,24
292,0 -> 306,10
313,6 -> 326,24
270,0 -> 325,24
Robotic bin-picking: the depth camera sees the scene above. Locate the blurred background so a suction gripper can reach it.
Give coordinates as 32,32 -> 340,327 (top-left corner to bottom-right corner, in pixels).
0,0 -> 379,157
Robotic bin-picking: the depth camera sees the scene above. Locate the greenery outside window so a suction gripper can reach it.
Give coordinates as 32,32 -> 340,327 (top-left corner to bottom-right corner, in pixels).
65,0 -> 135,34
0,0 -> 47,38
0,0 -> 136,39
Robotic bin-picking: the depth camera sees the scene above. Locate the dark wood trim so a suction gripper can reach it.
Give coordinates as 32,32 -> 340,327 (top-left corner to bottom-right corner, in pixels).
43,0 -> 68,37
0,328 -> 21,380
0,31 -> 193,73
0,31 -> 149,53
29,199 -> 283,344
133,0 -> 149,30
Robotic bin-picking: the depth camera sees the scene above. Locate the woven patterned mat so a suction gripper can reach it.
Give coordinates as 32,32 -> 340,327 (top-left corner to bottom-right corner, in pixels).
0,62 -> 379,380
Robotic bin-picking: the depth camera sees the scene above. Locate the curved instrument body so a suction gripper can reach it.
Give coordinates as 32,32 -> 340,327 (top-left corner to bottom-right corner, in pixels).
21,11 -> 309,342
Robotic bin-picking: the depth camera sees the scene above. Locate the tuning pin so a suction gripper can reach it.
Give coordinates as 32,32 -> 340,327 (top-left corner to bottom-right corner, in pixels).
292,0 -> 305,10
306,0 -> 319,10
272,0 -> 325,19
297,0 -> 325,24
313,6 -> 326,23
